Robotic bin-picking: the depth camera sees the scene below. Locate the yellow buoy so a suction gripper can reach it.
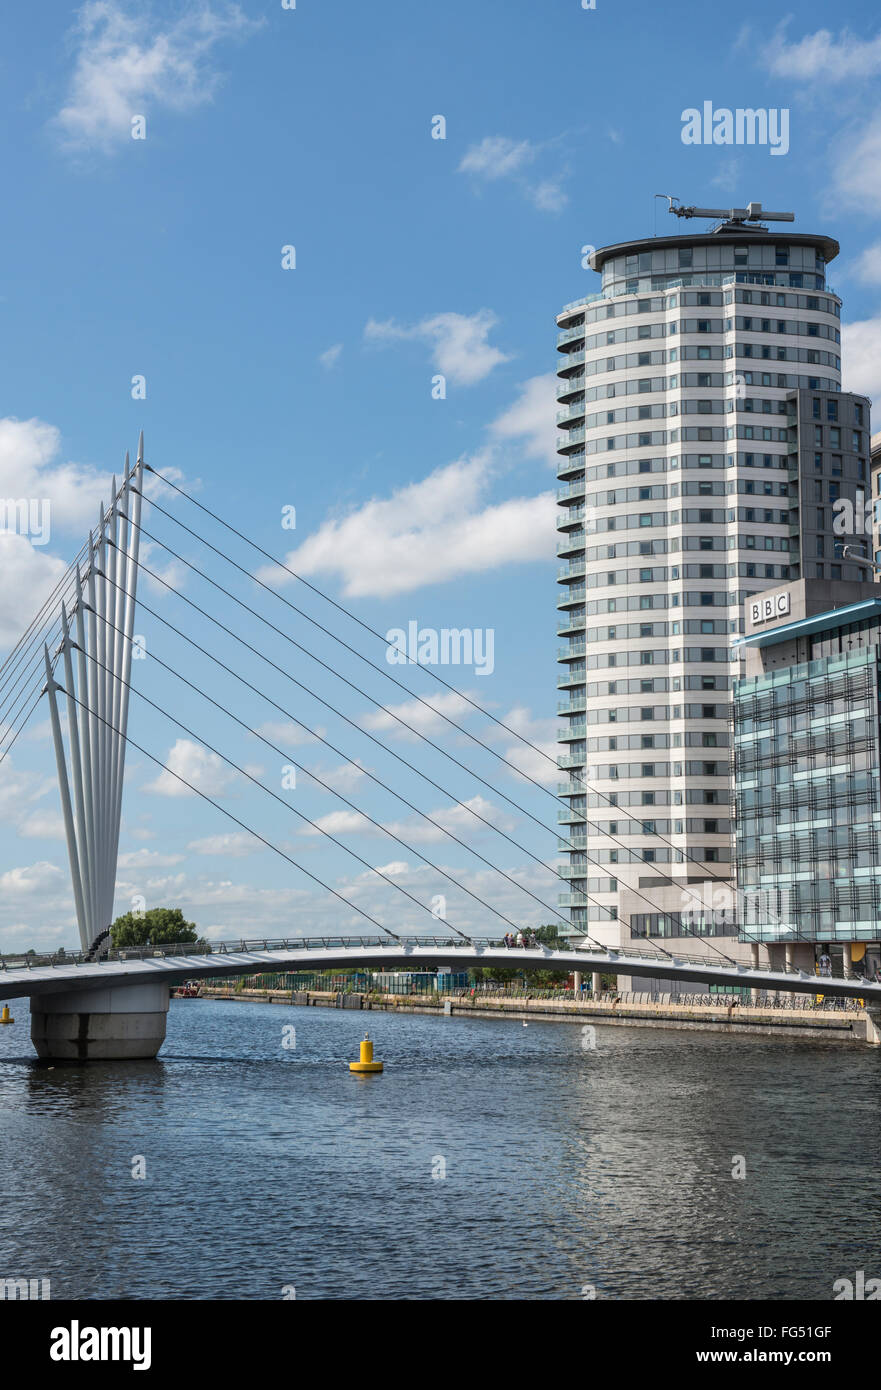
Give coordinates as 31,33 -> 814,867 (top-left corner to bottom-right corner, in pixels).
0,1004 -> 14,1025
349,1034 -> 383,1073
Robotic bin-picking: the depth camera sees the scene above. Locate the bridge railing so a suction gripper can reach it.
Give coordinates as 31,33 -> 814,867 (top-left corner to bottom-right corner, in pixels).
0,938 -> 874,997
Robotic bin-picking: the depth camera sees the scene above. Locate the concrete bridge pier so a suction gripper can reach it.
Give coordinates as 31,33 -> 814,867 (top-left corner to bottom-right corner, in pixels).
855,1006 -> 881,1046
30,983 -> 169,1061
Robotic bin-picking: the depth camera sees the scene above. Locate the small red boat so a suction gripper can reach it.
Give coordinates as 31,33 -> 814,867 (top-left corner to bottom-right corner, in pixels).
173,981 -> 202,998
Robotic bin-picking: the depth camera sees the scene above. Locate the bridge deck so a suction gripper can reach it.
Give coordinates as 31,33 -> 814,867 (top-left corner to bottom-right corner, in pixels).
0,938 -> 878,1003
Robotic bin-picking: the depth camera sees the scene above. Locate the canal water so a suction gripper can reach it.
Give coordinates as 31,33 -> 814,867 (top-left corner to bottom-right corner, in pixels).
1,999 -> 878,1300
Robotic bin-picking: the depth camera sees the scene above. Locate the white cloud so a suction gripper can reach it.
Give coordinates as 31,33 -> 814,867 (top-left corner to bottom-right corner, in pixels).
262,451 -> 556,598
143,737 -> 239,799
361,689 -> 476,741
458,135 -> 568,212
833,113 -> 881,212
0,861 -> 65,896
117,847 -> 185,868
0,415 -> 120,650
458,136 -> 535,179
319,343 -> 343,369
364,310 -> 510,386
527,179 -> 566,213
53,0 -> 260,153
0,534 -> 68,650
187,832 -> 260,858
17,810 -> 66,840
307,761 -> 368,794
764,25 -> 881,80
255,720 -> 325,748
372,860 -> 409,878
300,809 -> 373,838
481,705 -> 559,787
0,762 -> 58,837
383,794 -> 515,845
842,312 -> 881,400
852,242 -> 881,285
757,26 -> 881,213
0,416 -> 110,533
490,373 -> 559,465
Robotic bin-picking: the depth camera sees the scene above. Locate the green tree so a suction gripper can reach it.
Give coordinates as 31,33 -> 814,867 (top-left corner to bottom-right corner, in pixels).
110,907 -> 202,949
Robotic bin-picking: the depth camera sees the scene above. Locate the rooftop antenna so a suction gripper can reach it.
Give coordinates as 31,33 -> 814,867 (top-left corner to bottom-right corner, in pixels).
654,193 -> 679,234
667,200 -> 794,226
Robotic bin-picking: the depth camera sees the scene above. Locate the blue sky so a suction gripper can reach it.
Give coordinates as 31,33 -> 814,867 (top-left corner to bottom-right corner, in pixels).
3,0 -> 881,947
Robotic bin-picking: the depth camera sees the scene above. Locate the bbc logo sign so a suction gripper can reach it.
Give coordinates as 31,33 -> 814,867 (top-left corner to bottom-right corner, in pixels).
750,591 -> 791,626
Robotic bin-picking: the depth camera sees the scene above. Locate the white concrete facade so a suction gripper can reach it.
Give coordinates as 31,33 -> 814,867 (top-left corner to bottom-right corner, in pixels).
556,217 -> 842,965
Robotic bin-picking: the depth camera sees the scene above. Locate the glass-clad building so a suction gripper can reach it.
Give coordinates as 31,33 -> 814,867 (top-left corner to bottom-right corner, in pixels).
733,581 -> 881,979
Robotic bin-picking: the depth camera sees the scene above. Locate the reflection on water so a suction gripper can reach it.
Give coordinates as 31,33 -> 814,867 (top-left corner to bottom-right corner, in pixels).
1,998 -> 878,1299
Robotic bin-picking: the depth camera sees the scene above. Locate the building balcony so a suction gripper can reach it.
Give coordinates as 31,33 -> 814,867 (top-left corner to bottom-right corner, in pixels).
557,533 -> 585,557
558,863 -> 589,880
557,697 -> 586,715
558,562 -> 586,581
558,722 -> 587,742
556,374 -> 586,401
557,324 -> 586,346
557,755 -> 586,771
557,453 -> 586,478
557,642 -> 586,661
558,834 -> 588,851
557,480 -> 586,502
557,581 -> 585,604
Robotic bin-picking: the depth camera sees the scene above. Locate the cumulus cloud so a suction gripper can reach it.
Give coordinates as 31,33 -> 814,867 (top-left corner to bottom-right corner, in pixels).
300,809 -> 373,838
490,705 -> 559,787
490,373 -> 559,466
842,313 -> 881,401
0,416 -> 111,533
832,113 -> 881,212
852,242 -> 881,284
0,861 -> 66,895
117,847 -> 186,868
361,689 -> 477,741
382,794 -> 515,845
16,810 -> 66,840
364,310 -> 510,386
0,535 -> 68,650
186,832 -> 260,858
756,25 -> 881,213
261,452 -> 556,599
143,738 -> 239,798
255,720 -> 326,748
458,135 -> 568,212
307,761 -> 369,794
0,416 -> 119,649
52,0 -> 260,153
764,24 -> 881,80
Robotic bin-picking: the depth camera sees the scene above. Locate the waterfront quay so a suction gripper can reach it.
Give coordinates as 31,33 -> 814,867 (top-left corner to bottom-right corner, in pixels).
197,977 -> 876,1045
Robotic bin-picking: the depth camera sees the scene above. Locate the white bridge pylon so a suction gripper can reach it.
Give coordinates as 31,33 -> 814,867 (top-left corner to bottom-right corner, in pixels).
43,437 -> 145,952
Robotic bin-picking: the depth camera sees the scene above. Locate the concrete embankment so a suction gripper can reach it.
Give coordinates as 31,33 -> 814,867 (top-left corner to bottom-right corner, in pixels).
194,986 -> 877,1044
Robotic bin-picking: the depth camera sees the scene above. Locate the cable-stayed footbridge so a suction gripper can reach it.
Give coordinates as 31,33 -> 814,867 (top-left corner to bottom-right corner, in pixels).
1,437 -> 876,1057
